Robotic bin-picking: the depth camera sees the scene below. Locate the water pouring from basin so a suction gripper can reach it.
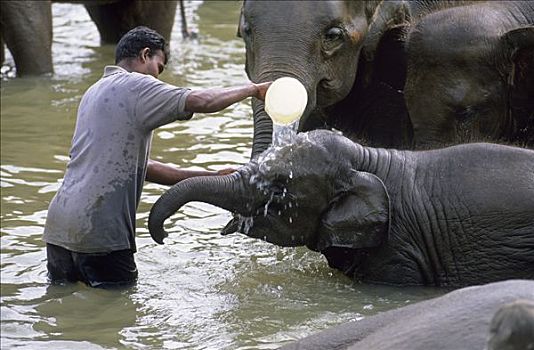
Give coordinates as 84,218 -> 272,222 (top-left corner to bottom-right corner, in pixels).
265,77 -> 308,146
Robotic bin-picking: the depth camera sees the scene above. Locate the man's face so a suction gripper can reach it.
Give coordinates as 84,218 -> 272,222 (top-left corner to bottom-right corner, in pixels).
140,48 -> 166,78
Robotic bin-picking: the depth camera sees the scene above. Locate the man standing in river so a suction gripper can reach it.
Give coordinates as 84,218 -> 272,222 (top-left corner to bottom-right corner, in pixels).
43,26 -> 270,288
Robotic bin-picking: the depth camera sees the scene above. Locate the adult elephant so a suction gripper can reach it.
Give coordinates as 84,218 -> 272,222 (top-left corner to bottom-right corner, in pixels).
0,1 -> 54,75
281,280 -> 534,350
240,1 -> 534,156
398,1 -> 534,148
148,130 -> 534,287
0,0 -> 179,76
238,0 -> 415,158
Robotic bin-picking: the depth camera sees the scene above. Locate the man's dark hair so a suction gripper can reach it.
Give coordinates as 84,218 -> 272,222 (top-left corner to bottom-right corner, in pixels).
115,26 -> 170,65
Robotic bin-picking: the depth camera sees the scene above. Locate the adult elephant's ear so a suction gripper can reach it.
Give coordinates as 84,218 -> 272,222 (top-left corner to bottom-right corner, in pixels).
361,1 -> 411,63
236,1 -> 245,38
503,26 -> 534,145
315,171 -> 390,252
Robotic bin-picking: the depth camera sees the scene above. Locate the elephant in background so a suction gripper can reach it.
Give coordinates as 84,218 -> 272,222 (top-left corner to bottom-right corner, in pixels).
239,0 -> 534,157
238,0 -> 414,158
398,1 -> 534,148
0,0 -> 183,77
0,1 -> 54,75
148,130 -> 534,287
280,280 -> 534,350
332,0 -> 534,148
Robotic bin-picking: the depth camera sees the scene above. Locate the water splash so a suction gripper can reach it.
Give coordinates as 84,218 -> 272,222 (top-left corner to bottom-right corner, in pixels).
246,120 -> 301,222
255,120 -> 299,175
264,192 -> 275,217
238,216 -> 254,234
272,120 -> 299,147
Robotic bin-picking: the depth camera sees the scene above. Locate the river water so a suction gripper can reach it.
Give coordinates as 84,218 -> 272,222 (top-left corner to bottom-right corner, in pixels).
1,2 -> 444,349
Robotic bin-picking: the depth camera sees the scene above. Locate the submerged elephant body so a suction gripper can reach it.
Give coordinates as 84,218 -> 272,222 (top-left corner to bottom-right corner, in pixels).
149,130 -> 534,287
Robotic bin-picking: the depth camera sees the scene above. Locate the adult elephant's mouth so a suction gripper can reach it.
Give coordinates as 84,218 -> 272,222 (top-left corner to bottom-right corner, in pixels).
319,78 -> 340,91
316,78 -> 348,107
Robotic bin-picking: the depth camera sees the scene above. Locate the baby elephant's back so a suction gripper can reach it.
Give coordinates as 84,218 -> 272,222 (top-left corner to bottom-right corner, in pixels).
419,143 -> 534,214
389,142 -> 534,284
413,142 -> 534,261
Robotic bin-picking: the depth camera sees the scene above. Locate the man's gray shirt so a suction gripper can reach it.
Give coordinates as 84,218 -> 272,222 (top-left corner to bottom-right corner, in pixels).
44,66 -> 192,253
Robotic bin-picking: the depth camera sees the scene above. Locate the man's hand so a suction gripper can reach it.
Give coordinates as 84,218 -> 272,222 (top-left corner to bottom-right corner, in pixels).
185,81 -> 273,113
147,160 -> 236,185
253,82 -> 272,101
216,168 -> 237,175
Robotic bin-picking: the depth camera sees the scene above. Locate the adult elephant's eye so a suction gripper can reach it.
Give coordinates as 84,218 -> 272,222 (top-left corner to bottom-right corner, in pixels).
323,26 -> 345,54
240,21 -> 252,38
325,27 -> 344,41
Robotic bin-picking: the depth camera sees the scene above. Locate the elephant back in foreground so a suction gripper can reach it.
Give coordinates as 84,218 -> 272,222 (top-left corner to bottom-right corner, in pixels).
280,279 -> 534,350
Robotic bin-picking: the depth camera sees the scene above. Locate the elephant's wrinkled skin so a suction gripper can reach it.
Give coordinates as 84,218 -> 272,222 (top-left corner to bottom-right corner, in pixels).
149,130 -> 534,287
400,1 -> 534,148
280,280 -> 534,350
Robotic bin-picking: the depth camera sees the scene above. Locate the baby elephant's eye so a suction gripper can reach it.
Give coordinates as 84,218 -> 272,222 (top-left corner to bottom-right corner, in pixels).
269,183 -> 292,203
270,184 -> 286,197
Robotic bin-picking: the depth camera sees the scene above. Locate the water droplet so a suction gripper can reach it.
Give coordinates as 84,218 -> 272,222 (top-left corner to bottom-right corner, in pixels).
272,121 -> 299,147
238,216 -> 254,234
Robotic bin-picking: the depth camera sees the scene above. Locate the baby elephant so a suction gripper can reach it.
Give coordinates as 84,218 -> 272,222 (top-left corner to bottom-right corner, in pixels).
149,130 -> 534,287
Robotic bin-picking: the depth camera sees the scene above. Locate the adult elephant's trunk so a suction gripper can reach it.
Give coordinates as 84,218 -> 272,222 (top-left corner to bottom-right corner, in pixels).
148,171 -> 252,244
250,98 -> 273,159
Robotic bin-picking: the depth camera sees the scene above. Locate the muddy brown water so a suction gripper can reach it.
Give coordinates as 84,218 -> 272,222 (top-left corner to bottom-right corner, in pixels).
1,2 -> 443,349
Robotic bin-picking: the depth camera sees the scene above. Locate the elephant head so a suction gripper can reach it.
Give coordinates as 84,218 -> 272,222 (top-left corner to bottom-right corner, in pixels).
237,0 -> 395,158
149,130 -> 390,258
487,299 -> 534,350
402,4 -> 534,147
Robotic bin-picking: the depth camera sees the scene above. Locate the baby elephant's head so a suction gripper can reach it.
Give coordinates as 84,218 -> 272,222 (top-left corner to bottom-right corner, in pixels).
149,130 -> 390,253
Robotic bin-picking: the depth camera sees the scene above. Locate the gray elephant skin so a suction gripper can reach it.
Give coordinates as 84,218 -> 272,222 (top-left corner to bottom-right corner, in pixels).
0,0 -> 179,76
280,279 -> 534,350
149,129 -> 534,287
239,0 -> 534,155
398,1 -> 534,148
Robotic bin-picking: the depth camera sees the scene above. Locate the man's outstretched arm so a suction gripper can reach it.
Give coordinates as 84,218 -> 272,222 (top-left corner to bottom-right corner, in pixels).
146,159 -> 235,185
185,82 -> 271,113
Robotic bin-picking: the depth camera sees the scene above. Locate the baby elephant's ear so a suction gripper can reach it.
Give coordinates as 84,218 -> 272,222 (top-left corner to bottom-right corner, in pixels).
316,171 -> 390,252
